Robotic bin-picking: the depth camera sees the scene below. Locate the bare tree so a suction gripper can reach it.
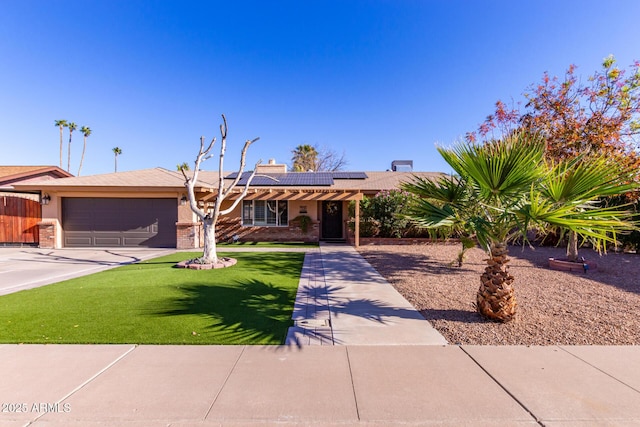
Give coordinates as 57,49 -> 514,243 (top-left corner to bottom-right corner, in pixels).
181,115 -> 260,264
317,145 -> 347,171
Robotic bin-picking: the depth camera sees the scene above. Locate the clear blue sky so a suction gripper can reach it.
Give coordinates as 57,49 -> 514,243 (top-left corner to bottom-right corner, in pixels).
1,0 -> 639,176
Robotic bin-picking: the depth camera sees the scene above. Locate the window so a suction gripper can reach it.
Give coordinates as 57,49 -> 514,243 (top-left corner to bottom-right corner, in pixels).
242,200 -> 288,226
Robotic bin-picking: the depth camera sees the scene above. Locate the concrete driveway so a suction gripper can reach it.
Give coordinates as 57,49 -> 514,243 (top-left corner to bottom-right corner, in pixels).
0,247 -> 175,296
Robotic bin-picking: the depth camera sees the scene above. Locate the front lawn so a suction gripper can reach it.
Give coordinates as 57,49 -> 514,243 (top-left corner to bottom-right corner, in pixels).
0,252 -> 305,345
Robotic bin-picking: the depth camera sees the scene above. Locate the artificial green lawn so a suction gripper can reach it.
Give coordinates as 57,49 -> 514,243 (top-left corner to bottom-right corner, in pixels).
0,252 -> 305,345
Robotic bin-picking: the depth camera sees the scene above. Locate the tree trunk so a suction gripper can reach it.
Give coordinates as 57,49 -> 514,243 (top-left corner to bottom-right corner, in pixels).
78,139 -> 86,176
476,242 -> 517,322
59,127 -> 64,169
201,218 -> 218,264
566,230 -> 579,262
67,133 -> 72,172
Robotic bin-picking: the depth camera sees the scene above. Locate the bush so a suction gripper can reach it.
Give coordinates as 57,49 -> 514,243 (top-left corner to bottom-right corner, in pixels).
349,190 -> 420,238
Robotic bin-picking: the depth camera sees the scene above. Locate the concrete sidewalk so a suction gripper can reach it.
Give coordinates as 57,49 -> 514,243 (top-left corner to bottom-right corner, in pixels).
1,344 -> 639,426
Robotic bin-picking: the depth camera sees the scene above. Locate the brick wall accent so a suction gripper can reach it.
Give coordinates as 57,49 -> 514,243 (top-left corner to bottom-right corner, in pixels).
358,237 -> 462,246
176,222 -> 200,249
215,216 -> 319,244
37,221 -> 56,249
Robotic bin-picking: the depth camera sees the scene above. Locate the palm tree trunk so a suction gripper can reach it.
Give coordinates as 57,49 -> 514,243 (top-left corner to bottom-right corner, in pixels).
78,137 -> 87,176
59,126 -> 64,168
476,242 -> 517,322
566,231 -> 579,262
67,133 -> 72,172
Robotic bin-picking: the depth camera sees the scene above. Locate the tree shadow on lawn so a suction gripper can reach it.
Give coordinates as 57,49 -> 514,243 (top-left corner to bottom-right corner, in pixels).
151,279 -> 296,344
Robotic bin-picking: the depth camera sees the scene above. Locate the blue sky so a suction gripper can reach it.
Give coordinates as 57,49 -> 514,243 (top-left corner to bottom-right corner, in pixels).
1,1 -> 639,176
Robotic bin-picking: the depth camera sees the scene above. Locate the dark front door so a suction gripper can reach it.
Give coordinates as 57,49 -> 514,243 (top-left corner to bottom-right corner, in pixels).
321,201 -> 343,239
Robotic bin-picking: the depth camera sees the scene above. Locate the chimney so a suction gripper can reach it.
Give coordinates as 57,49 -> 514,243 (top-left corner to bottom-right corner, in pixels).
391,160 -> 413,172
256,158 -> 287,174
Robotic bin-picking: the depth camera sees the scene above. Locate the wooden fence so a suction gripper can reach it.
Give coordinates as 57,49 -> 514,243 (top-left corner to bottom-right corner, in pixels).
0,194 -> 41,244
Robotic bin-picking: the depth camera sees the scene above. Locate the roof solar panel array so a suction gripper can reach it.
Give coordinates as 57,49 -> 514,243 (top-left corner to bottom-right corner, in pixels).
225,171 -> 367,186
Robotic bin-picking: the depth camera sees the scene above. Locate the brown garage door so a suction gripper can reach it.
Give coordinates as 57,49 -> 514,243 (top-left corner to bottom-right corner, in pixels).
62,198 -> 177,247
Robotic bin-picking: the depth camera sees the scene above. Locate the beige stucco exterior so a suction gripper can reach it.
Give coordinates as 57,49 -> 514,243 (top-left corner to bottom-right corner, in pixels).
12,167 -> 441,249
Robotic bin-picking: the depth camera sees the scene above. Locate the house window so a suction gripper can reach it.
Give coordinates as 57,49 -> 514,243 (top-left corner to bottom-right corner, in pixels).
242,200 -> 288,226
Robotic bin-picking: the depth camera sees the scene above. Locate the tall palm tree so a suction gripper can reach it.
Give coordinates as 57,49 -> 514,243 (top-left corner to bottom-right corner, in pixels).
77,126 -> 92,176
403,132 -> 637,322
54,119 -> 67,168
291,144 -> 318,171
112,147 -> 122,172
66,122 -> 78,172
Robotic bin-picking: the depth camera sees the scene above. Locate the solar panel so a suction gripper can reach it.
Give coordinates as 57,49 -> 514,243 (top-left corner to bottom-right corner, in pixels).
224,171 -> 368,186
332,172 -> 367,179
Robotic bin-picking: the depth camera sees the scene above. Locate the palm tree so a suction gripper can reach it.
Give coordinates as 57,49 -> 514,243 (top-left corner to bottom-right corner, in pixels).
403,132 -> 637,322
54,119 -> 67,168
112,147 -> 122,172
291,144 -> 318,171
77,126 -> 92,176
66,122 -> 78,172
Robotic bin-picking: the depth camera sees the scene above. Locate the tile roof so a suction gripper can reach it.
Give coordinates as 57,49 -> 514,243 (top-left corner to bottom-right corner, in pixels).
12,167 -> 442,193
12,167 -> 188,189
0,166 -> 73,188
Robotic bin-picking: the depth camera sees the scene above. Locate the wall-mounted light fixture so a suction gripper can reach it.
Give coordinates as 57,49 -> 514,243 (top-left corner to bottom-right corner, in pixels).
41,193 -> 51,205
180,195 -> 188,206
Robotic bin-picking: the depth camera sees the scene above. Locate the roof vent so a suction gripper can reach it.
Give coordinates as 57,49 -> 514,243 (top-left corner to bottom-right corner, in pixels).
391,160 -> 413,172
268,158 -> 276,165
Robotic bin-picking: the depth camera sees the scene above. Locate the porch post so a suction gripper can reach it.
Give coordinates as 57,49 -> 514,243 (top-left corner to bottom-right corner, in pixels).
354,196 -> 360,248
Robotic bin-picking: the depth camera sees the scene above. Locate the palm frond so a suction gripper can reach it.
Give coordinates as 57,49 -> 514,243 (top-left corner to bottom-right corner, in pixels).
401,174 -> 469,207
404,199 -> 459,228
438,132 -> 546,203
543,155 -> 638,202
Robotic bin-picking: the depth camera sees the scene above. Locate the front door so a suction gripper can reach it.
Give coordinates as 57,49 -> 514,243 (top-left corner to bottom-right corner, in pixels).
321,201 -> 343,239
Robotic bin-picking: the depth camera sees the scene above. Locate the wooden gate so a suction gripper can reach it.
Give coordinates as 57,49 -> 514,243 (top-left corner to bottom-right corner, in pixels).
0,194 -> 41,244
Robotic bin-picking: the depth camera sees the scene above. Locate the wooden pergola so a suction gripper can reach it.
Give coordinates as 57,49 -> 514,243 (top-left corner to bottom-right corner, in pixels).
195,187 -> 364,246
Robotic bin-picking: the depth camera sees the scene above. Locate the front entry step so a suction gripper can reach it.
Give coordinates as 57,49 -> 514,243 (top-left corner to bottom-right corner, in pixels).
320,238 -> 346,243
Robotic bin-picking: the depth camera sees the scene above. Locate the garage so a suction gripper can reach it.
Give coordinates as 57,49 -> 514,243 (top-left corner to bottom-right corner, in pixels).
62,198 -> 177,247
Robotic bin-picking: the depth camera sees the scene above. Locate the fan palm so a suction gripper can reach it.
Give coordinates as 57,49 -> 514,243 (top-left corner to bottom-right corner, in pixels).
403,131 -> 637,322
291,144 -> 318,171
77,126 -> 92,176
112,147 -> 122,172
54,119 -> 67,168
66,122 -> 78,172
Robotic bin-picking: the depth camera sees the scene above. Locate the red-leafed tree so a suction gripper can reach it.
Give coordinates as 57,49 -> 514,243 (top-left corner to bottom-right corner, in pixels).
466,55 -> 640,261
467,55 -> 640,170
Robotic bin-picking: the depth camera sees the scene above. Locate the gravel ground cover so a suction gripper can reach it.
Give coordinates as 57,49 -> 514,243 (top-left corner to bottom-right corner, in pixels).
358,243 -> 640,345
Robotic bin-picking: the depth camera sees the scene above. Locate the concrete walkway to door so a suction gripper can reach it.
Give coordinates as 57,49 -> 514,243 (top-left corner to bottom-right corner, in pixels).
286,243 -> 448,345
